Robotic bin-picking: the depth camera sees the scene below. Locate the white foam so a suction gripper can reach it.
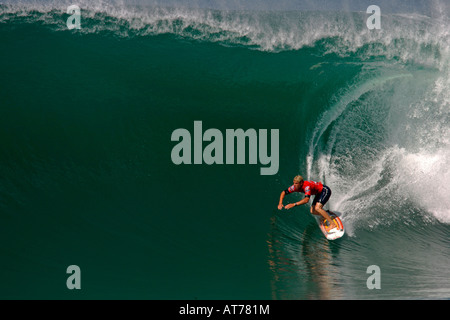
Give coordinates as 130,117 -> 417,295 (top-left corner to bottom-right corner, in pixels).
308,69 -> 450,231
396,149 -> 450,223
2,1 -> 450,68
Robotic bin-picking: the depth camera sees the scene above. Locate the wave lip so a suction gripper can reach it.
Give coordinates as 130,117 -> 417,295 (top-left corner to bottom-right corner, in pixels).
1,2 -> 450,67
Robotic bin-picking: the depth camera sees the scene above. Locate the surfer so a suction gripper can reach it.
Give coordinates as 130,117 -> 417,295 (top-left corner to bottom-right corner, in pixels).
278,175 -> 337,230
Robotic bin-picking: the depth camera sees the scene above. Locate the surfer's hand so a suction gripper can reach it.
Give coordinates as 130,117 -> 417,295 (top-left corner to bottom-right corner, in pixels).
285,203 -> 295,210
278,204 -> 284,210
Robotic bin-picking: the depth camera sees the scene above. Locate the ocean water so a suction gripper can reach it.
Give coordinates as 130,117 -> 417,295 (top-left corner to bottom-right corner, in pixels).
1,1 -> 449,299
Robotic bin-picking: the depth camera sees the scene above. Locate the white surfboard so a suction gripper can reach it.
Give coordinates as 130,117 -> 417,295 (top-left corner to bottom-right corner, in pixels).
318,211 -> 345,240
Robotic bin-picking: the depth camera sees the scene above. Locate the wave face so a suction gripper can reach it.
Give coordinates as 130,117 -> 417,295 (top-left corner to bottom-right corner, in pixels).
1,2 -> 450,299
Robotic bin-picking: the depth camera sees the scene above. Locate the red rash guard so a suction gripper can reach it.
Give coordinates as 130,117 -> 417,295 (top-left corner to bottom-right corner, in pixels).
285,181 -> 323,197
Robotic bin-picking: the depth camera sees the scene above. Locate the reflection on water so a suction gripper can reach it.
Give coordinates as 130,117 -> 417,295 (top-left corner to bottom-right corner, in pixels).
268,216 -> 344,299
268,211 -> 450,300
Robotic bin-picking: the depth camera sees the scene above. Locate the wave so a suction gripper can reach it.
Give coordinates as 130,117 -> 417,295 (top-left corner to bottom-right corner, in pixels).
3,1 -> 448,230
2,0 -> 449,223
2,1 -> 450,299
306,62 -> 450,233
1,1 -> 450,66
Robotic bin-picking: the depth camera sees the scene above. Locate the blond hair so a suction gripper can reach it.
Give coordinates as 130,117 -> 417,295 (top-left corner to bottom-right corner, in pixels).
293,175 -> 303,183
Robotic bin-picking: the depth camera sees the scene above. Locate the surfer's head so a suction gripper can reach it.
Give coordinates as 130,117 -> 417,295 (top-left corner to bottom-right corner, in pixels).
293,175 -> 304,191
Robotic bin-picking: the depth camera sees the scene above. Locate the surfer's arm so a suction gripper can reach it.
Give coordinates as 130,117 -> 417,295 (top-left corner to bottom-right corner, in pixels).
277,191 -> 286,210
284,196 -> 309,210
295,196 -> 310,206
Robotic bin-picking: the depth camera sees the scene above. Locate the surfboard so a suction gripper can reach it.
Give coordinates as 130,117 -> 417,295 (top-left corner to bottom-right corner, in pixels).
318,210 -> 345,240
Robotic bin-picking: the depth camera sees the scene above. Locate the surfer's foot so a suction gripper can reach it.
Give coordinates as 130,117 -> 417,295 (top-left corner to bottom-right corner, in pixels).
325,220 -> 338,231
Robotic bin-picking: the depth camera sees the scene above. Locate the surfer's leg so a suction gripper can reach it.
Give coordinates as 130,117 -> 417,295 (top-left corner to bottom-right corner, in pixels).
310,197 -> 322,216
315,203 -> 337,229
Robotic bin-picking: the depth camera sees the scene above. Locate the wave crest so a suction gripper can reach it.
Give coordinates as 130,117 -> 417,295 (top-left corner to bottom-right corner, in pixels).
1,2 -> 450,67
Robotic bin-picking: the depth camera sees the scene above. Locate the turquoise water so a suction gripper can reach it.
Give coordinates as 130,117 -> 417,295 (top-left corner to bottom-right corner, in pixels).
1,2 -> 449,299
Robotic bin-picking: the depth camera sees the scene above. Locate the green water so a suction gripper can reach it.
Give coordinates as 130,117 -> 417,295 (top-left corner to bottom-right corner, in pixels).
1,4 -> 449,299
